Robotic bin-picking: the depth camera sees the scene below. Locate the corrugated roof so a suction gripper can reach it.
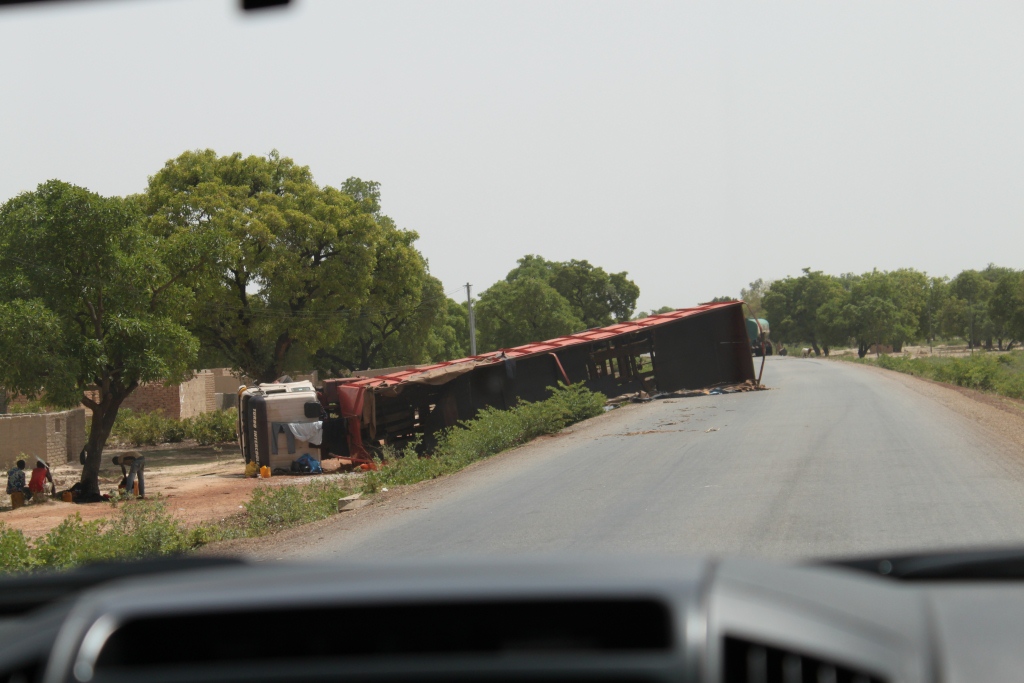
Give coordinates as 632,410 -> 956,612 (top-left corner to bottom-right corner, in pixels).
334,300 -> 744,389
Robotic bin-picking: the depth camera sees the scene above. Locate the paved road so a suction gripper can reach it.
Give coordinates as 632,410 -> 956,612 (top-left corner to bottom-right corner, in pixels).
279,358 -> 1024,561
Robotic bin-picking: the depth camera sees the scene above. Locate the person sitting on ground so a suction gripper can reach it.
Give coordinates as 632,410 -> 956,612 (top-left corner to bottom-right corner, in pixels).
28,459 -> 55,498
6,460 -> 27,501
112,451 -> 146,499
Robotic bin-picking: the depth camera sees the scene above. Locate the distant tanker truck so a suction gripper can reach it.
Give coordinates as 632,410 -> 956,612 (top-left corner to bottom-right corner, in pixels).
745,318 -> 773,356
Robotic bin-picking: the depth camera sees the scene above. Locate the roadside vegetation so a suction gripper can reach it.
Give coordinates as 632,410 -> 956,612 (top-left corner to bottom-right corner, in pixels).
106,408 -> 238,447
841,351 -> 1024,399
363,383 -> 605,492
0,478 -> 356,573
0,384 -> 606,572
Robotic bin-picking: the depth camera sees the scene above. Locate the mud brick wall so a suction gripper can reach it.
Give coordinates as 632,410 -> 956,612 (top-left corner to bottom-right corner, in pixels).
0,408 -> 87,470
119,383 -> 183,418
115,372 -> 216,419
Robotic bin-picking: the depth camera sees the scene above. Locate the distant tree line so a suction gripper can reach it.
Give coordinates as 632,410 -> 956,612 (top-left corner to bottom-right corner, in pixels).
746,265 -> 1024,357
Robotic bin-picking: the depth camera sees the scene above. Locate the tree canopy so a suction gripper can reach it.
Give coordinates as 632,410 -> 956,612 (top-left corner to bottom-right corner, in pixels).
504,255 -> 639,328
0,180 -> 208,493
144,150 -> 382,382
475,278 -> 584,351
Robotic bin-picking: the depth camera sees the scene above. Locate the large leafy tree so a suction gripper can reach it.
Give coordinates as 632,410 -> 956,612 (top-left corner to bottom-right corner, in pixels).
989,270 -> 1024,349
762,269 -> 846,355
144,151 -> 380,382
841,269 -> 926,354
311,180 -> 465,374
475,278 -> 584,351
941,269 -> 995,348
505,255 -> 639,327
0,181 -> 208,495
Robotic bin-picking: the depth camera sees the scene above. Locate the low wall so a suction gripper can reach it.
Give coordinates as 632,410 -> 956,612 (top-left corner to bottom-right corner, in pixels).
0,408 -> 86,470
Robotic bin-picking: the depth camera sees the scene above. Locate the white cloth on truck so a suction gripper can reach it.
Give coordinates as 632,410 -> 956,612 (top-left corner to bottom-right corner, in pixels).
287,421 -> 323,446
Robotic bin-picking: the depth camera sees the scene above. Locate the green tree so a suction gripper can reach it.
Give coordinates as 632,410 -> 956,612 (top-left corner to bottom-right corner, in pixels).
636,306 -> 676,319
739,279 -> 772,318
762,269 -> 845,355
942,270 -> 995,348
144,151 -> 380,382
505,255 -> 639,327
475,278 -> 584,350
425,298 -> 469,361
923,276 -> 949,345
0,181 -> 207,495
842,269 -> 926,354
988,270 -> 1024,350
312,211 -> 449,374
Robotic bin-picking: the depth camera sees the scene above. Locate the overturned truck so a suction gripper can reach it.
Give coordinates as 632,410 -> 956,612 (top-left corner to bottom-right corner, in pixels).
319,301 -> 755,461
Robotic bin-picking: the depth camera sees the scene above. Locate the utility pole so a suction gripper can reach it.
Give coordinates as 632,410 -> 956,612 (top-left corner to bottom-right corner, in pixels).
466,283 -> 477,356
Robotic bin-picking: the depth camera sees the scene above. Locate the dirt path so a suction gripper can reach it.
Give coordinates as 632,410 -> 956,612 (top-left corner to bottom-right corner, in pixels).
2,448 -> 363,540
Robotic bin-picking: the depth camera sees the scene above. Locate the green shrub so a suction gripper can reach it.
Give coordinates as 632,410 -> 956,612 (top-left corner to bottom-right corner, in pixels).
28,501 -> 206,571
7,399 -> 53,414
362,383 -> 605,493
111,408 -> 237,446
111,409 -> 178,446
0,524 -> 35,572
244,479 -> 350,536
184,409 -> 237,445
848,351 -> 1024,399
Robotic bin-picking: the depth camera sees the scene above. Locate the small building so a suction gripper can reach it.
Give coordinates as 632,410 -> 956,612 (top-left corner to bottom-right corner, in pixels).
0,408 -> 86,470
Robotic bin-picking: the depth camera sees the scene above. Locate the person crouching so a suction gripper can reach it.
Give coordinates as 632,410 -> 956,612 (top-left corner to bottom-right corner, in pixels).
112,451 -> 146,500
28,459 -> 54,499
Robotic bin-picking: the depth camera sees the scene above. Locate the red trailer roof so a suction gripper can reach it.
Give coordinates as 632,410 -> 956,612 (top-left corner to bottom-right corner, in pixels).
332,301 -> 744,389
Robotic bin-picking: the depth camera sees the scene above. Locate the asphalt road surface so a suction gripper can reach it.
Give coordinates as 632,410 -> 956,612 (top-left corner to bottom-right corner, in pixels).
272,357 -> 1024,561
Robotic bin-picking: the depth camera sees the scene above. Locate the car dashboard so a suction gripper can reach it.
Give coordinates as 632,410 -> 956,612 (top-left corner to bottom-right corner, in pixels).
1,552 -> 1023,683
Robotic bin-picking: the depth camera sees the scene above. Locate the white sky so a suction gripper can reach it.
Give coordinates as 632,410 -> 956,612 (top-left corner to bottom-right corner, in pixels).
2,0 -> 1023,312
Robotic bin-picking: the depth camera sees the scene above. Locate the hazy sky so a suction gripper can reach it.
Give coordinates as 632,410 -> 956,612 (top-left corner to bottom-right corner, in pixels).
2,0 -> 1023,312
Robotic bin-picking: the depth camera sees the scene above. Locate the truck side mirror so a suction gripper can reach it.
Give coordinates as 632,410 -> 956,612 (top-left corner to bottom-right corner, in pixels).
303,402 -> 322,419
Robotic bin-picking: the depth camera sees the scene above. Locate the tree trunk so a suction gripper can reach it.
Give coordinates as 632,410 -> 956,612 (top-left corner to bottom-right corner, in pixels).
80,393 -> 128,496
858,341 -> 868,358
811,342 -> 821,357
0,387 -> 7,415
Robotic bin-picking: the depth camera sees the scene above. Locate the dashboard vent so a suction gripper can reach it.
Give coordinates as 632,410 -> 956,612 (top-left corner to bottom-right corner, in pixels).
95,599 -> 672,669
723,636 -> 887,683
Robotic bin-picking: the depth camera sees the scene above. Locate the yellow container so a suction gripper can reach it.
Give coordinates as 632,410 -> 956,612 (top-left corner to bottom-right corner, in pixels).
10,492 -> 24,510
62,491 -> 73,503
260,466 -> 271,479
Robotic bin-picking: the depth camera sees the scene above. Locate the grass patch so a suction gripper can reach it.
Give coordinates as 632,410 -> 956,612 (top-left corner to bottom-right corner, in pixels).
840,350 -> 1024,399
362,383 -> 605,493
0,478 -> 356,572
243,479 -> 352,536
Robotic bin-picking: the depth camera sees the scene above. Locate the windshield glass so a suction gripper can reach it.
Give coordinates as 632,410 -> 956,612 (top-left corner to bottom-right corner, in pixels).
2,0 -> 1024,571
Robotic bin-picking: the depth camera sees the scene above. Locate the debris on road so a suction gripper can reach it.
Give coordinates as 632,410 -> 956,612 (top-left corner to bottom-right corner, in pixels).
338,492 -> 370,512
